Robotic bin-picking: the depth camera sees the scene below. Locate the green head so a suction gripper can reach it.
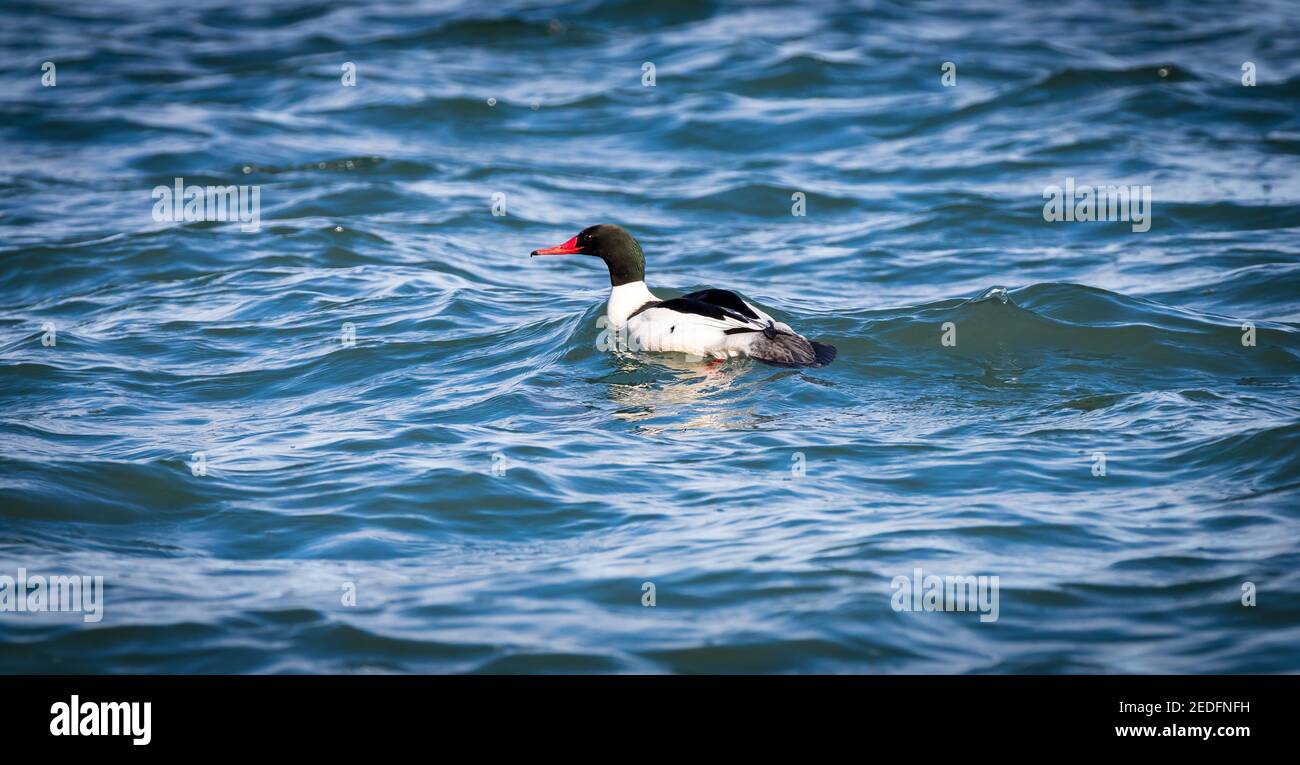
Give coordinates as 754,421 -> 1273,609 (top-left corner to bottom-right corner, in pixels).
530,224 -> 646,286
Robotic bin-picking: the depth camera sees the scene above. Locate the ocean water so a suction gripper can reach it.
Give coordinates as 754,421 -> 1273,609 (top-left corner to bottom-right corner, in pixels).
2,0 -> 1299,674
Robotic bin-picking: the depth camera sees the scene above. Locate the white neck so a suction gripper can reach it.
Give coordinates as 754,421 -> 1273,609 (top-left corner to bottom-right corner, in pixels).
606,281 -> 658,326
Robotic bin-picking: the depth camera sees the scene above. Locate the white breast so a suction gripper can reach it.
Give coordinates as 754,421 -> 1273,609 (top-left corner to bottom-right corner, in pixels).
627,308 -> 732,357
606,281 -> 659,326
605,281 -> 784,361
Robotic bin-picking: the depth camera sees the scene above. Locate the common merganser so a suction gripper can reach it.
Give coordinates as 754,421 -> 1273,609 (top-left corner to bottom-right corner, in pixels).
531,224 -> 837,367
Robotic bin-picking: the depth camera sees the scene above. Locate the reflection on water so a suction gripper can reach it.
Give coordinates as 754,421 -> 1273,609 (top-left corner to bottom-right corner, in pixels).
606,352 -> 762,431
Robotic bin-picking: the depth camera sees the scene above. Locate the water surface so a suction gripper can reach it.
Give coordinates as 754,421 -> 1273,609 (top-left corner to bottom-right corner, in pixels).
2,0 -> 1299,673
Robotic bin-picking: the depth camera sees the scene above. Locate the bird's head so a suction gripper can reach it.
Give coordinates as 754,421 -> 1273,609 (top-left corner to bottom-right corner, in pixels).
530,224 -> 646,286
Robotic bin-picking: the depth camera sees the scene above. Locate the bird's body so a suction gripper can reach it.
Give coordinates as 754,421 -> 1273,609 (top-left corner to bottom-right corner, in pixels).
607,281 -> 835,365
532,225 -> 836,368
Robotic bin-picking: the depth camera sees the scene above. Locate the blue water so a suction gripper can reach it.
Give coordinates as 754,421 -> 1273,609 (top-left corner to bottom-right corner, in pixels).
2,0 -> 1299,674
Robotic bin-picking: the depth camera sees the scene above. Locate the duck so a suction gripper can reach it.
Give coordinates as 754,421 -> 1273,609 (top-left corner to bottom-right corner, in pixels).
531,224 -> 836,367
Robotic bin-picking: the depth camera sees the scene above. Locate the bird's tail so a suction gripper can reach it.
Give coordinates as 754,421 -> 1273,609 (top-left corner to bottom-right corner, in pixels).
747,331 -> 837,368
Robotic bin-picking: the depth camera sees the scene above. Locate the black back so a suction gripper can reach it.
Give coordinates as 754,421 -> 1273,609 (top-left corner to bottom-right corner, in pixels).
628,289 -> 764,326
680,289 -> 761,321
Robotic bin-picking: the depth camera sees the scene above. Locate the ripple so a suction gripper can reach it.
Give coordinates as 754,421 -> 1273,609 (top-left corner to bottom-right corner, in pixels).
2,0 -> 1299,674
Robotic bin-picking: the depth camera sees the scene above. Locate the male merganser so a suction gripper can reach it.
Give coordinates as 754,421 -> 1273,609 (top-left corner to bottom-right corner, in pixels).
531,224 -> 836,367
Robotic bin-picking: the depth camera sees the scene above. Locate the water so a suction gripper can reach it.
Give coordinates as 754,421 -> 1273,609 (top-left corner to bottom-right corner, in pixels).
2,0 -> 1299,674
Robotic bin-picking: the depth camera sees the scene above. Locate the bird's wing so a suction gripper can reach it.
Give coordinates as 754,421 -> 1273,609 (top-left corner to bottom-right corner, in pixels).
675,290 -> 777,332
